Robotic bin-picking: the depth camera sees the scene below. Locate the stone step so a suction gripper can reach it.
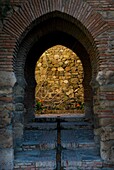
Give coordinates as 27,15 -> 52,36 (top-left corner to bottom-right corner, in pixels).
25,120 -> 93,131
14,121 -> 105,170
14,150 -> 56,170
62,141 -> 97,150
25,122 -> 57,130
22,129 -> 96,151
61,148 -> 102,170
14,149 -> 109,170
34,115 -> 92,123
22,141 -> 96,152
61,129 -> 97,150
22,142 -> 56,151
60,121 -> 93,130
22,130 -> 57,150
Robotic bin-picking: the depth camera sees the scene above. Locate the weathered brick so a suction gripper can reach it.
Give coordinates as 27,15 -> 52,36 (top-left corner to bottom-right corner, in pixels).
0,0 -> 114,169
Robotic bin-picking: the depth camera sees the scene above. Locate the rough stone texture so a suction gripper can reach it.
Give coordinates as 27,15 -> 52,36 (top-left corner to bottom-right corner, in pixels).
0,127 -> 13,149
0,149 -> 14,170
35,45 -> 84,111
0,71 -> 15,169
0,109 -> 12,128
13,123 -> 24,149
96,70 -> 114,86
0,71 -> 16,87
13,84 -> 25,149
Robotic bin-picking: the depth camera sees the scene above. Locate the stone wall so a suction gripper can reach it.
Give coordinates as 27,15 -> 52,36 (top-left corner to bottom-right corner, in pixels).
35,45 -> 84,111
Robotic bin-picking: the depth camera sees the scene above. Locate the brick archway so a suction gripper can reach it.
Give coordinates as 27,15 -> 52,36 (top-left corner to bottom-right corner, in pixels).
0,0 -> 114,169
24,29 -> 92,121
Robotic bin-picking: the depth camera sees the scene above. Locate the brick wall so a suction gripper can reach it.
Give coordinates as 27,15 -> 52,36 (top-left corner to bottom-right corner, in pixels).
0,0 -> 114,169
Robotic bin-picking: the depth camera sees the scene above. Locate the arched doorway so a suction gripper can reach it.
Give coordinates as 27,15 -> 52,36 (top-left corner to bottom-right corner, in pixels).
13,14 -> 95,161
1,0 -> 114,169
23,29 -> 93,123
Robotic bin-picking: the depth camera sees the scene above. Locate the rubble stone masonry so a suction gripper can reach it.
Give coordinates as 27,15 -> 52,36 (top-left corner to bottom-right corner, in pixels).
35,45 -> 84,112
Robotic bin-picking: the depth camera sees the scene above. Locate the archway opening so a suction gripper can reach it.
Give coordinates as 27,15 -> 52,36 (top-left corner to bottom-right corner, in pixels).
35,45 -> 84,116
13,16 -> 97,166
10,3 -> 114,166
24,31 -> 93,122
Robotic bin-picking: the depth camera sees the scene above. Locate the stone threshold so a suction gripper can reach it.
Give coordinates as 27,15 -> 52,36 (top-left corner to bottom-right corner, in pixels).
35,109 -> 84,115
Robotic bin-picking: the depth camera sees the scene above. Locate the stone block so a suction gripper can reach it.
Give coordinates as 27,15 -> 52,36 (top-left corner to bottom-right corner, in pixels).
0,148 -> 14,170
13,123 -> 24,147
101,148 -> 110,161
0,127 -> 13,148
101,140 -> 114,162
13,111 -> 24,123
94,128 -> 102,136
94,135 -> 100,145
101,127 -> 114,141
96,70 -> 114,86
0,87 -> 13,96
100,101 -> 114,108
101,141 -> 114,151
107,11 -> 114,19
99,118 -> 114,127
0,71 -> 16,87
109,131 -> 114,140
13,123 -> 23,138
13,85 -> 24,96
110,146 -> 114,162
15,103 -> 24,111
0,109 -> 12,128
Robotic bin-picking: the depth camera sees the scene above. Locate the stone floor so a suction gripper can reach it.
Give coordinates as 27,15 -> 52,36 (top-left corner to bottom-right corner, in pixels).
14,114 -> 114,170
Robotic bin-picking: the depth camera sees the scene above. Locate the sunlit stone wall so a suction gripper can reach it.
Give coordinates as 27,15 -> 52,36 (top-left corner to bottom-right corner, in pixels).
35,45 -> 84,111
